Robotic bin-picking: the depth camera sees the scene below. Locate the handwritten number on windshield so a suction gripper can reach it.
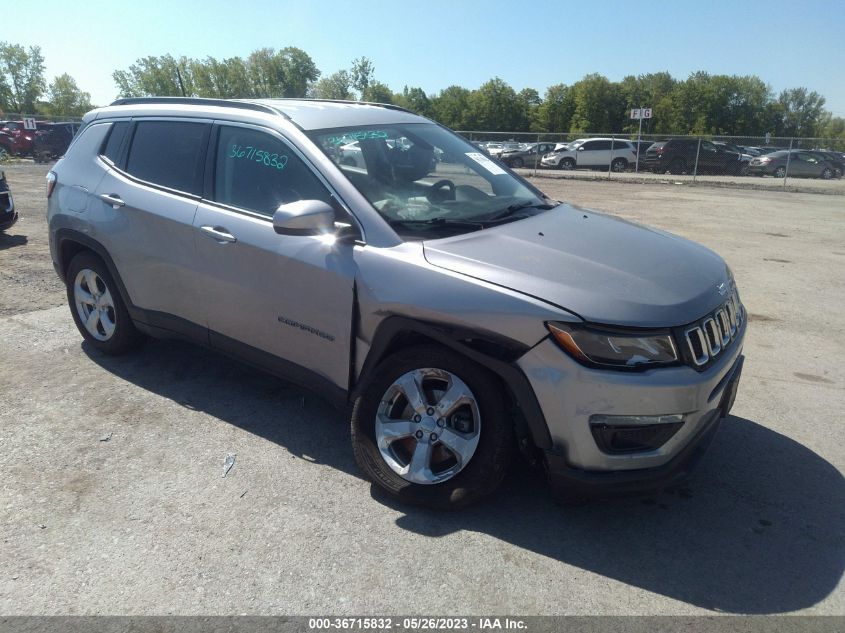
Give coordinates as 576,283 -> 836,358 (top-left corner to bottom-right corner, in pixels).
228,144 -> 288,170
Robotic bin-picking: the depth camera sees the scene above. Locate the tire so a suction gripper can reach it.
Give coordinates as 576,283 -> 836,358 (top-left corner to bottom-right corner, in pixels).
821,167 -> 833,180
610,158 -> 627,172
669,158 -> 686,175
774,166 -> 786,178
66,251 -> 144,355
351,344 -> 512,509
511,157 -> 524,168
0,147 -> 8,162
560,157 -> 575,170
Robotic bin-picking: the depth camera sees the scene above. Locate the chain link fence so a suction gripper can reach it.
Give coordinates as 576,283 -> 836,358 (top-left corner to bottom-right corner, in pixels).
457,130 -> 845,187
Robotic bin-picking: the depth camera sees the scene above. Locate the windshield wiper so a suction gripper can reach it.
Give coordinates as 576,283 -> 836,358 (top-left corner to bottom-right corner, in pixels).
387,217 -> 485,229
481,199 -> 557,223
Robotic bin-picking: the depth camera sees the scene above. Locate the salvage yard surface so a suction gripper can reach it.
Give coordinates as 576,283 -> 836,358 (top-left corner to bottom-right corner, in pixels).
1,162 -> 843,615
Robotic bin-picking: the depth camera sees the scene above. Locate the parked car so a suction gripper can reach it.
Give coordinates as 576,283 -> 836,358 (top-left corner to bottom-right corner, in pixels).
807,150 -> 844,178
632,140 -> 654,156
500,142 -> 557,168
540,138 -> 637,171
0,169 -> 17,231
32,122 -> 79,163
746,150 -> 836,179
643,139 -> 742,175
486,142 -> 521,158
713,142 -> 754,174
48,97 -> 745,508
0,120 -> 45,157
0,130 -> 14,160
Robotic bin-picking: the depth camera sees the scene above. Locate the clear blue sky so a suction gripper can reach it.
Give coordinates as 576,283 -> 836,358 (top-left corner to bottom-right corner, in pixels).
13,0 -> 845,116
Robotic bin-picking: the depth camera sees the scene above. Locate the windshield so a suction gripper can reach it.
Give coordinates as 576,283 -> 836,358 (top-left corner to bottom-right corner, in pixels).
309,123 -> 550,238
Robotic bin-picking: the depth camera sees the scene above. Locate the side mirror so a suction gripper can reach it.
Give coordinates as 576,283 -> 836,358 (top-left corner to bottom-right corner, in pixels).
273,200 -> 335,236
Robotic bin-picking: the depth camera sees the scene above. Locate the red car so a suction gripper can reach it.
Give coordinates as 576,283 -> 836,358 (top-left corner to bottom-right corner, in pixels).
0,120 -> 47,157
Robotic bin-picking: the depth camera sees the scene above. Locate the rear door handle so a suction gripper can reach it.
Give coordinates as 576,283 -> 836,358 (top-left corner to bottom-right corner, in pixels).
99,193 -> 125,208
199,225 -> 237,243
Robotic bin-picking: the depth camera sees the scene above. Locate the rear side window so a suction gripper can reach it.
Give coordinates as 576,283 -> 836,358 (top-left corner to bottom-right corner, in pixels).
213,125 -> 333,217
101,121 -> 130,165
126,121 -> 209,195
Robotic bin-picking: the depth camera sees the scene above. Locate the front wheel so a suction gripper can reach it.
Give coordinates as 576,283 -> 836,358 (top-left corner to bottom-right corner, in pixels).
610,158 -> 627,172
821,167 -> 833,180
351,345 -> 512,509
560,158 -> 575,170
774,166 -> 787,178
66,251 -> 144,355
511,157 -> 524,168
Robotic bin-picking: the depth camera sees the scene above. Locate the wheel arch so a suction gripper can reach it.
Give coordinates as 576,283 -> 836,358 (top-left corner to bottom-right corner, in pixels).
353,315 -> 553,451
54,229 -> 138,320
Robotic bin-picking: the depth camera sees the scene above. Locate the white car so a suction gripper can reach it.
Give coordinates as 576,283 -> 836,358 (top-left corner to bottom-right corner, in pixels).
541,138 -> 637,172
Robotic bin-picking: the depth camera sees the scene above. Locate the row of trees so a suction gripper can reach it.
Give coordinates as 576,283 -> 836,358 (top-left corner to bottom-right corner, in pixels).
0,42 -> 93,117
2,40 -> 843,139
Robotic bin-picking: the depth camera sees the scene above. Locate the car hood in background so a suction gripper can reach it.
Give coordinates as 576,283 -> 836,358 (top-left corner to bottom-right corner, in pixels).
423,205 -> 729,328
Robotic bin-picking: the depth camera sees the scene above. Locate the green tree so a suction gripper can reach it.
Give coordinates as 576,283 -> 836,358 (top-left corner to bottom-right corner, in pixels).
430,85 -> 472,129
569,74 -> 624,133
313,70 -> 351,100
393,86 -> 431,117
0,42 -> 46,112
350,56 -> 376,99
468,78 -> 525,131
44,73 -> 93,116
535,83 -> 575,133
362,80 -> 393,103
776,88 -> 827,137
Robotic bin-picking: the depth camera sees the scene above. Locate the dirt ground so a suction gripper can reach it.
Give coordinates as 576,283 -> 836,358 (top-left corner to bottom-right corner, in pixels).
1,161 -> 843,616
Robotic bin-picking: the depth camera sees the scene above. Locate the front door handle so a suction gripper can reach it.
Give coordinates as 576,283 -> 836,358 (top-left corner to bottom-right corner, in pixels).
199,225 -> 237,243
99,193 -> 125,208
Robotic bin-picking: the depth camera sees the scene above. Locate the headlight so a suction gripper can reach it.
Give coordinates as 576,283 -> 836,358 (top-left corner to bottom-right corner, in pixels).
546,322 -> 678,369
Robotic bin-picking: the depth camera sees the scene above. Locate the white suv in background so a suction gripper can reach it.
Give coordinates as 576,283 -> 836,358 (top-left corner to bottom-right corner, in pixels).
542,138 -> 637,171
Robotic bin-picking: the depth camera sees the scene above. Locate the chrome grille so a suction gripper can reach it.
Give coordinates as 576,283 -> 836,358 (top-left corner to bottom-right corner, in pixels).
684,291 -> 743,367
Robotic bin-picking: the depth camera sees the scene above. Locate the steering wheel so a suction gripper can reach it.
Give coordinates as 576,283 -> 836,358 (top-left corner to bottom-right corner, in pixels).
425,179 -> 456,203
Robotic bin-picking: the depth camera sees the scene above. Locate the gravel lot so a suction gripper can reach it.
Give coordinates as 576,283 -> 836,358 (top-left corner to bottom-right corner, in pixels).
1,162 -> 843,616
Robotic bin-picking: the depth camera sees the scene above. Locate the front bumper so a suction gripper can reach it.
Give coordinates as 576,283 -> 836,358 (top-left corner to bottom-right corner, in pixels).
0,191 -> 16,230
517,320 -> 745,494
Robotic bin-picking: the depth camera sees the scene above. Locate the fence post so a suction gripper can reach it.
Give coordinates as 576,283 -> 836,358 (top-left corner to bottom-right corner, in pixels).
534,132 -> 540,178
783,138 -> 794,187
607,135 -> 615,180
692,138 -> 702,182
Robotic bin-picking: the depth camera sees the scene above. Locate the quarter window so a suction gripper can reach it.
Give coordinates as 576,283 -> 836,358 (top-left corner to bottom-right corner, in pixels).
213,125 -> 333,217
101,121 -> 130,166
125,121 -> 209,195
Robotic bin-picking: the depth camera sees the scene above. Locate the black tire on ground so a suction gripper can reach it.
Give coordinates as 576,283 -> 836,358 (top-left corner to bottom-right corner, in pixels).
561,158 -> 575,170
351,344 -> 513,509
669,158 -> 686,175
821,168 -> 833,180
774,166 -> 786,178
65,251 -> 145,355
511,157 -> 524,168
610,158 -> 627,172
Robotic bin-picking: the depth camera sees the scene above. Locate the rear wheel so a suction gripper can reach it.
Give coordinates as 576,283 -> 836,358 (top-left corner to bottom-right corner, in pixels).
774,166 -> 786,178
669,158 -> 686,175
610,158 -> 627,172
351,345 -> 512,509
821,167 -> 833,180
66,251 -> 144,355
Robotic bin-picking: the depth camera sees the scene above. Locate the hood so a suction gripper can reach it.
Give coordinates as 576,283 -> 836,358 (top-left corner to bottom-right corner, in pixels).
423,205 -> 730,328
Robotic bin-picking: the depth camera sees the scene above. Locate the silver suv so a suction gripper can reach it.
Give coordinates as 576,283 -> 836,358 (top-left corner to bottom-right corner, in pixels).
47,98 -> 745,508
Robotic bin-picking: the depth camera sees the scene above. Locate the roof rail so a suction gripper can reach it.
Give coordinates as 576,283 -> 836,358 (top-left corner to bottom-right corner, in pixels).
263,97 -> 414,115
109,97 -> 283,117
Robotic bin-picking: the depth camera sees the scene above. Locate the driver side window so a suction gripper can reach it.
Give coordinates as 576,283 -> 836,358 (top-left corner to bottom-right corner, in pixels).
213,125 -> 333,217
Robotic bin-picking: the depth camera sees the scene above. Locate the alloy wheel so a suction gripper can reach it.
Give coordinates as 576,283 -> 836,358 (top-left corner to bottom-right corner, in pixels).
375,368 -> 481,485
73,269 -> 116,341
